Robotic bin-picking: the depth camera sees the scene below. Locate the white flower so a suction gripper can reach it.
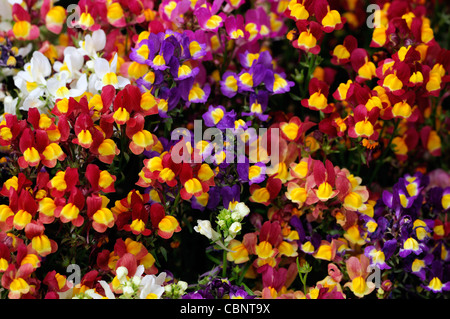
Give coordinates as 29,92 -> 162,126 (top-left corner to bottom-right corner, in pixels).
21,96 -> 45,112
14,51 -> 52,112
78,29 -> 106,61
177,280 -> 188,291
47,73 -> 87,102
229,221 -> 242,236
164,280 -> 188,298
3,95 -> 18,115
53,46 -> 84,81
194,220 -> 220,241
18,43 -> 33,57
116,266 -> 128,283
139,272 -> 166,299
122,283 -> 135,296
98,281 -> 116,299
233,202 -> 250,219
0,1 -> 12,31
90,53 -> 130,92
231,212 -> 240,221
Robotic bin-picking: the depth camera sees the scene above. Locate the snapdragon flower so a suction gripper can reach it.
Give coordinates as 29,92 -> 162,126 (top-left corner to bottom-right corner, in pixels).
14,51 -> 52,112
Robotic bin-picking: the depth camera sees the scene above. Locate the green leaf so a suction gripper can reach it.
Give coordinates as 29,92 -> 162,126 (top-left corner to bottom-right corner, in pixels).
160,246 -> 168,262
289,93 -> 303,101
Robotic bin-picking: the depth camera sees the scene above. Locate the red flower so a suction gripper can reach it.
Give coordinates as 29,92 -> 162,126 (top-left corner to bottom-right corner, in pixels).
314,0 -> 346,33
8,4 -> 40,40
17,128 -> 47,169
47,167 -> 79,198
306,159 -> 339,203
12,188 -> 39,231
54,187 -> 85,227
301,78 -> 334,113
87,194 -> 116,233
331,35 -> 357,65
0,114 -> 26,146
116,190 -> 152,236
142,152 -> 182,187
379,61 -> 410,96
180,163 -> 209,200
150,203 -> 181,239
279,116 -> 316,142
125,113 -> 157,155
24,221 -> 58,257
249,176 -> 282,206
351,48 -> 376,82
347,104 -> 380,140
420,125 -> 441,157
86,164 -> 116,193
292,21 -> 323,54
285,0 -> 314,22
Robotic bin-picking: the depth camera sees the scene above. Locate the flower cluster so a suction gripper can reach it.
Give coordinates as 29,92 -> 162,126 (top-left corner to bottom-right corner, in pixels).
0,0 -> 449,300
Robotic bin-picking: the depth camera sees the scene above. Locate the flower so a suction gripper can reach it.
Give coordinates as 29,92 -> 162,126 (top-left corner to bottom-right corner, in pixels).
194,220 -> 220,242
344,255 -> 376,298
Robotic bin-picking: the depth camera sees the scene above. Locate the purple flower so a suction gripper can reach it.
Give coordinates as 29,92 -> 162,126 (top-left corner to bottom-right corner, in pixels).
237,63 -> 266,93
399,236 -> 424,258
236,157 -> 249,183
183,277 -> 254,299
136,70 -> 164,91
0,39 -> 25,68
195,7 -> 226,33
185,30 -> 211,60
248,162 -> 266,185
364,245 -> 391,270
225,15 -> 245,40
244,8 -> 269,42
182,292 -> 207,299
187,83 -> 211,104
220,71 -> 239,98
265,72 -> 295,94
422,261 -> 450,293
290,215 -> 306,243
242,91 -> 269,121
409,254 -> 434,281
229,289 -> 252,299
442,187 -> 450,211
238,50 -> 272,69
149,40 -> 174,71
221,185 -> 240,210
202,105 -> 236,129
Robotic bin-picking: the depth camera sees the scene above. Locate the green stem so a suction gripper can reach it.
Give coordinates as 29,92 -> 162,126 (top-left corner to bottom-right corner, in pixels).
171,191 -> 181,215
222,249 -> 227,278
301,273 -> 308,295
236,258 -> 253,285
